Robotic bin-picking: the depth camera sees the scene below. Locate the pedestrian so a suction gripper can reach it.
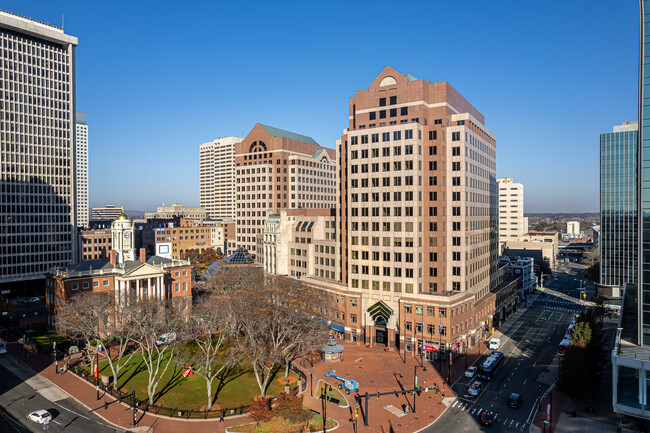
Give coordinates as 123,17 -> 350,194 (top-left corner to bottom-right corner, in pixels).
59,367 -> 63,375
219,411 -> 224,422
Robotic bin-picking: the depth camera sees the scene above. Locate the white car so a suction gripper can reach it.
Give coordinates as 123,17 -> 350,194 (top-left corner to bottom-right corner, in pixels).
27,410 -> 52,424
468,380 -> 483,396
464,366 -> 477,378
155,332 -> 176,346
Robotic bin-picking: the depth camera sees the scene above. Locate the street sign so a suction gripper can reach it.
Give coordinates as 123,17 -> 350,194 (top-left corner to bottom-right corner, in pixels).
420,345 -> 437,352
182,366 -> 193,378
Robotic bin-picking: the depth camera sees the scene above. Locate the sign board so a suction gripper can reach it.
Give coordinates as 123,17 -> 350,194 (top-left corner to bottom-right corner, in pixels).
94,363 -> 98,378
182,366 -> 193,378
547,403 -> 551,421
155,242 -> 173,259
1,290 -> 10,295
420,345 -> 437,352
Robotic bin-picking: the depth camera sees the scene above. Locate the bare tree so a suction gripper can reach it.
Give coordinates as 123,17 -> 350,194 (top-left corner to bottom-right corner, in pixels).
96,297 -> 138,391
177,294 -> 239,410
128,300 -> 182,405
56,291 -> 111,378
226,272 -> 328,398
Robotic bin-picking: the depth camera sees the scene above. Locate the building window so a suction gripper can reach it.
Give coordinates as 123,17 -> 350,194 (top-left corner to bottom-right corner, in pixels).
401,107 -> 408,116
439,308 -> 447,318
379,97 -> 386,107
72,283 -> 78,290
175,283 -> 180,292
103,280 -> 109,286
83,282 -> 90,289
183,282 -> 188,291
93,281 -> 99,288
369,112 -> 376,120
404,304 -> 412,314
390,96 -> 397,105
350,314 -> 358,323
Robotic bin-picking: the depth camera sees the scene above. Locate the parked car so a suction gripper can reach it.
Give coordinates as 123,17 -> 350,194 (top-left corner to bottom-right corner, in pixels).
155,333 -> 176,346
27,410 -> 52,424
507,392 -> 522,408
488,338 -> 501,350
468,380 -> 483,397
464,366 -> 477,378
479,410 -> 493,426
24,297 -> 40,303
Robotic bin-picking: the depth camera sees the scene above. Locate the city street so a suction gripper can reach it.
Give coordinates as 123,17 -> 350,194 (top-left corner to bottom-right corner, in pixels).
0,359 -> 124,433
427,263 -> 588,433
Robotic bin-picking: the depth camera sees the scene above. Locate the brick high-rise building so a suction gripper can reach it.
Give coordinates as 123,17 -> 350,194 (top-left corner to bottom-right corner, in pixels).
336,66 -> 499,356
0,10 -> 79,294
235,123 -> 336,257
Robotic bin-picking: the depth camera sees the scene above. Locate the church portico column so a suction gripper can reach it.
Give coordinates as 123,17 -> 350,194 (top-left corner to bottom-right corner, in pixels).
136,280 -> 141,301
147,278 -> 152,299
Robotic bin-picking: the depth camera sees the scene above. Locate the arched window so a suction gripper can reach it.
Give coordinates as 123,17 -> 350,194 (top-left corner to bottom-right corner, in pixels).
249,140 -> 268,153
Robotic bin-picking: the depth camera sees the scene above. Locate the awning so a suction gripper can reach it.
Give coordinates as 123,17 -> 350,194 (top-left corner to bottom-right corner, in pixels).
329,323 -> 345,333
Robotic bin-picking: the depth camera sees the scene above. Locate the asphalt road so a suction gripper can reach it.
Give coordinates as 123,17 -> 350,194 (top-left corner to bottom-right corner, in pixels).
427,262 -> 588,433
0,361 -> 124,433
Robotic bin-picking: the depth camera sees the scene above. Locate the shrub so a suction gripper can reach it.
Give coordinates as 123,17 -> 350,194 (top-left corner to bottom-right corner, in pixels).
274,391 -> 309,423
249,397 -> 273,422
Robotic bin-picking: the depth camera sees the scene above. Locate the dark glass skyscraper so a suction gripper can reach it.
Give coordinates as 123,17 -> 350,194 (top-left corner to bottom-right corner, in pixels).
640,0 -> 650,345
601,122 -> 638,288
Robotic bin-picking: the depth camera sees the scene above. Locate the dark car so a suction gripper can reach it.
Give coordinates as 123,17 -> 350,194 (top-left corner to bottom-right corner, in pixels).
479,410 -> 493,426
507,393 -> 522,408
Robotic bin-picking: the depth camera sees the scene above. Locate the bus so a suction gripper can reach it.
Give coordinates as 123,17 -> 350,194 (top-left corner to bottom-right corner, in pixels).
557,338 -> 570,356
477,351 -> 504,380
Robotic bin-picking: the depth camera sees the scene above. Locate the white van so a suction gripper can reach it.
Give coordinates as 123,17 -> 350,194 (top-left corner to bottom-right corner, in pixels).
155,333 -> 176,346
488,338 -> 501,350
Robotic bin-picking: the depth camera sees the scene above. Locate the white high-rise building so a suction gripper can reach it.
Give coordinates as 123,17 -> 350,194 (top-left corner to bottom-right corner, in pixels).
497,178 -> 525,245
567,221 -> 580,235
199,137 -> 242,219
0,10 -> 79,291
76,111 -> 88,229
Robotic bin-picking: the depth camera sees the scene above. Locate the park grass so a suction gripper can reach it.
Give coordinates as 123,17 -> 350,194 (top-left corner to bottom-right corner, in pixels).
80,350 -> 298,410
315,380 -> 348,407
228,411 -> 337,433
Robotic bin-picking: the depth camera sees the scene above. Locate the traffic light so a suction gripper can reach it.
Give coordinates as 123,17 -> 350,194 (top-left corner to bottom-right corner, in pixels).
377,390 -> 380,399
104,401 -> 108,410
355,407 -> 359,418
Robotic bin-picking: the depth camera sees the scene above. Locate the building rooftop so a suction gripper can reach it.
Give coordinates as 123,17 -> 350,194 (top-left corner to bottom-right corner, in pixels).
259,124 -> 320,146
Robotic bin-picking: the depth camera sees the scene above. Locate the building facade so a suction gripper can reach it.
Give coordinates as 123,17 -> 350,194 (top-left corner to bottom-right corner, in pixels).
497,178 -> 525,245
600,122 -> 638,287
0,11 -> 79,293
80,227 -> 112,261
91,205 -> 122,220
260,209 -> 339,281
199,137 -> 241,219
566,221 -> 580,235
335,67 -> 499,355
154,217 -> 223,258
46,213 -> 192,325
503,231 -> 558,269
144,203 -> 207,220
235,123 -> 336,258
75,111 -> 88,229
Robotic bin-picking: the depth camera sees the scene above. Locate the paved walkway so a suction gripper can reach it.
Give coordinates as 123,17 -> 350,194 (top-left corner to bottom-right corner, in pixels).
6,338 -> 462,433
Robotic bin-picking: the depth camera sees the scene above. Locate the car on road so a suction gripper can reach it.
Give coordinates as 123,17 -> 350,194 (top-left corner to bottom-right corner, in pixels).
464,366 -> 477,378
479,410 -> 493,426
155,332 -> 176,346
507,392 -> 522,408
24,297 -> 40,303
27,410 -> 52,424
468,380 -> 483,396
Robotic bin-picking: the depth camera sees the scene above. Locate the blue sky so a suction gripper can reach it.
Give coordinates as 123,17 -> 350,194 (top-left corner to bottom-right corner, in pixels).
4,1 -> 639,213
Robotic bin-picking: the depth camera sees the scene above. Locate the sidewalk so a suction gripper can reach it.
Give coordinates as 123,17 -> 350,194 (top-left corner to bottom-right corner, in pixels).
7,341 -> 251,433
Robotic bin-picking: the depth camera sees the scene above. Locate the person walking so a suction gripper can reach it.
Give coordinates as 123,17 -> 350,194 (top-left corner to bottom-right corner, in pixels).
219,411 -> 224,422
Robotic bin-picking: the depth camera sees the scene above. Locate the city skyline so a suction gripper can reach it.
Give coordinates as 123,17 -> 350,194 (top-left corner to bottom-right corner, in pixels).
2,0 -> 639,213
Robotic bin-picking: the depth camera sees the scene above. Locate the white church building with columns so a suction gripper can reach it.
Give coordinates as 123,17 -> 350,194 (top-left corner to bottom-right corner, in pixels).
46,208 -> 193,322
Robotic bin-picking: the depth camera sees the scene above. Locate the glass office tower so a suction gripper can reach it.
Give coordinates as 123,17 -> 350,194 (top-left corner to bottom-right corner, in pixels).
601,122 -> 638,288
641,0 -> 650,345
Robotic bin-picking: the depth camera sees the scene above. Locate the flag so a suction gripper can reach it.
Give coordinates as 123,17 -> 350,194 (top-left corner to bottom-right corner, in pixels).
439,319 -> 443,334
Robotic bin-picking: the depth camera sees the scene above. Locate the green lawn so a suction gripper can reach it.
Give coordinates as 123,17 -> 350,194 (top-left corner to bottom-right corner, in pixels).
80,351 -> 298,410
